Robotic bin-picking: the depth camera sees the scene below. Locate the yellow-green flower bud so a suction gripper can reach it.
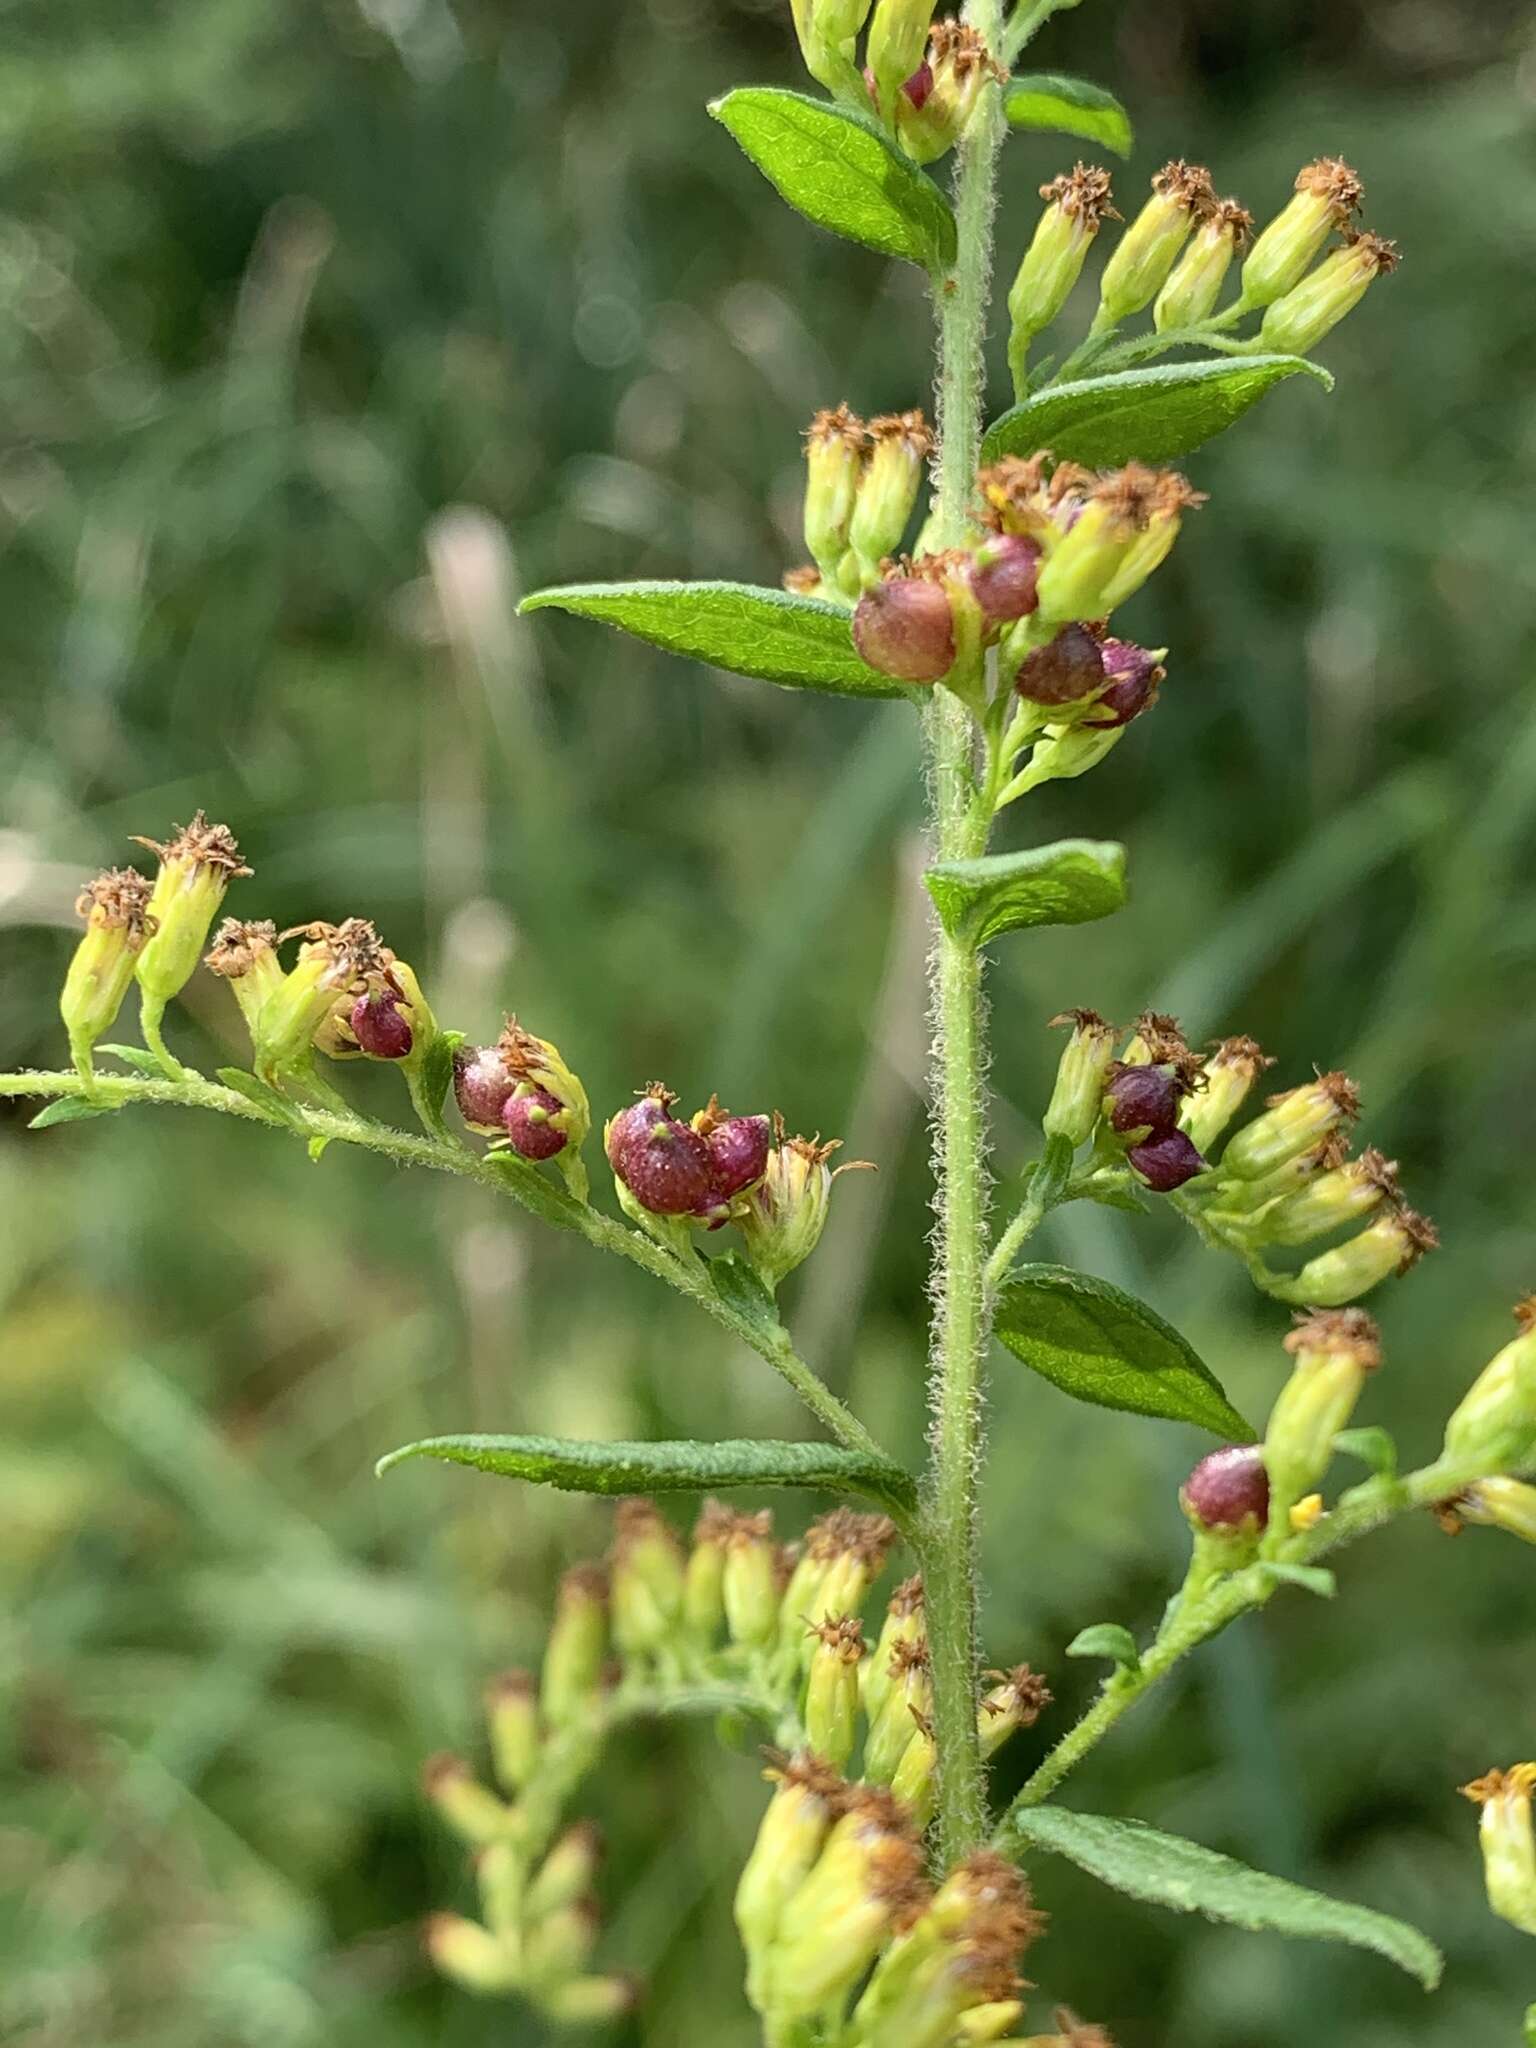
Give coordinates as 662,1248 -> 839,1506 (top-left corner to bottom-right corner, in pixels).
1262,1145 -> 1401,1247
133,812 -> 249,1010
735,1754 -> 846,2007
1239,156 -> 1363,310
541,1974 -> 639,2023
1034,465 -> 1200,624
204,918 -> 283,1043
739,1126 -> 855,1289
1219,1070 -> 1360,1179
1178,1034 -> 1272,1152
1095,160 -> 1215,327
683,1498 -> 731,1643
803,405 -> 868,587
957,2000 -> 1028,2041
864,1637 -> 932,1784
866,0 -> 936,122
768,1792 -> 927,2018
894,22 -> 1001,167
425,1911 -> 519,1994
484,1669 -> 540,1793
253,918 -> 387,1080
1008,165 -> 1117,369
862,1572 -> 924,1722
541,1564 -> 609,1725
977,1663 -> 1053,1759
527,1820 -> 603,1919
848,410 -> 933,580
1263,1308 -> 1381,1530
1455,1476 -> 1536,1546
857,1853 -> 1041,2048
889,1719 -> 937,1827
524,1898 -> 599,1983
791,0 -> 872,103
60,867 -> 154,1079
610,1499 -> 685,1659
1043,1007 -> 1119,1148
1461,1766 -> 1536,1937
1274,1205 -> 1438,1308
1259,230 -> 1399,354
1153,198 -> 1252,330
421,1752 -> 511,1845
805,1615 -> 864,1769
722,1508 -> 782,1649
1442,1302 -> 1536,1476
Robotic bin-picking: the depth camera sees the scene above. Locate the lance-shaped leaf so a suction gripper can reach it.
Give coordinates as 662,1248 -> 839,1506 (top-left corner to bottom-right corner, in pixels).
1005,74 -> 1133,158
995,1264 -> 1254,1440
377,1432 -> 918,1514
29,1095 -> 120,1130
981,354 -> 1333,468
924,838 -> 1126,948
520,581 -> 905,698
709,87 -> 958,272
1007,1808 -> 1442,1990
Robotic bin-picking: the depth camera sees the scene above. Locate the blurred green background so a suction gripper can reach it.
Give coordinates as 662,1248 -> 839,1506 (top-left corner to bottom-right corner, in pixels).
3,0 -> 1534,2041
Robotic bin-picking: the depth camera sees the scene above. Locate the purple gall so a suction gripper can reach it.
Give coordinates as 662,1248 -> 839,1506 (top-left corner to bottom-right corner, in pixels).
1181,1445 -> 1271,1531
351,988 -> 414,1061
455,1044 -> 517,1133
1128,1127 -> 1208,1192
695,1102 -> 772,1201
607,1085 -> 716,1216
969,533 -> 1041,626
1104,1060 -> 1183,1139
505,1086 -> 570,1161
901,59 -> 934,112
1085,637 -> 1165,728
1013,622 -> 1106,706
852,570 -> 956,683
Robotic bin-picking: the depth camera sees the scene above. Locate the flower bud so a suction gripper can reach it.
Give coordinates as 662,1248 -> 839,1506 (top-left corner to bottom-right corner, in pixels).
1219,1070 -> 1361,1179
542,1975 -> 641,2024
60,868 -> 155,1077
1239,156 -> 1364,310
524,1897 -> 600,1983
739,1124 -> 856,1288
1275,1206 -> 1438,1307
849,412 -> 933,577
1153,198 -> 1252,331
1442,1301 -> 1536,1477
1181,1444 -> 1270,1532
1008,166 -> 1117,357
1262,1146 -> 1400,1247
1264,1308 -> 1381,1529
864,1637 -> 932,1785
541,1564 -> 609,1726
1083,636 -> 1164,727
894,22 -> 1002,166
853,563 -> 957,682
527,1819 -> 603,1919
421,1752 -> 511,1844
684,1498 -> 731,1643
610,1499 -> 686,1659
735,1754 -> 846,2004
1096,160 -> 1216,326
721,1508 -> 781,1649
866,0 -> 937,121
1007,720 -> 1127,797
1128,1129 -> 1207,1192
768,1791 -> 928,2018
1461,1766 -> 1536,1937
790,0 -> 874,98
203,918 -> 284,1046
805,1615 -> 865,1769
1260,230 -> 1399,354
254,919 -> 390,1081
425,1911 -> 519,1995
1034,466 -> 1201,625
606,1084 -> 714,1215
855,1852 -> 1041,2048
803,404 -> 868,587
132,814 -> 250,1013
1454,1477 -> 1536,1547
1013,622 -> 1106,706
889,1719 -> 938,1828
1179,1035 -> 1273,1152
977,1663 -> 1052,1759
485,1669 -> 540,1793
1043,1008 -> 1118,1148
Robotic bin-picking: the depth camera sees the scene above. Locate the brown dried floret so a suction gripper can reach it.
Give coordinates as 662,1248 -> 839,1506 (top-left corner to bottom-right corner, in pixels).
886,1572 -> 924,1617
1040,163 -> 1118,228
783,562 -> 822,595
76,866 -> 153,935
806,402 -> 869,452
1391,1206 -> 1439,1272
888,1634 -> 932,1679
808,1614 -> 866,1662
868,408 -> 935,458
1206,1032 -> 1274,1077
204,916 -> 277,978
982,1663 -> 1054,1727
803,1507 -> 899,1567
132,810 -> 251,876
927,18 -> 1005,82
1208,197 -> 1255,244
1346,228 -> 1401,275
1295,155 -> 1365,220
1283,1306 -> 1382,1372
1152,159 -> 1217,215
1460,1764 -> 1536,1805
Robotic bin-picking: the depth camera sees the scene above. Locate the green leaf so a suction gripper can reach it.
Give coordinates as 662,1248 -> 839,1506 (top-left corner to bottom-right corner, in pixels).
1007,1808 -> 1442,1990
307,1134 -> 333,1163
1004,73 -> 1133,157
520,581 -> 905,698
708,1252 -> 781,1335
995,1264 -> 1254,1440
981,355 -> 1334,469
215,1067 -> 309,1132
709,88 -> 958,272
1257,1560 -> 1337,1599
484,1149 -> 588,1233
924,838 -> 1127,948
1333,1425 -> 1398,1479
1066,1623 -> 1141,1673
99,1043 -> 170,1077
376,1432 -> 918,1514
28,1095 -> 120,1130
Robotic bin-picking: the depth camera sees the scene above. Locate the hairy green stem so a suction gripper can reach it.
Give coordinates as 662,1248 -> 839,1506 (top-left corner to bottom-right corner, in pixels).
920,3 -> 1008,1866
0,1066 -> 890,1478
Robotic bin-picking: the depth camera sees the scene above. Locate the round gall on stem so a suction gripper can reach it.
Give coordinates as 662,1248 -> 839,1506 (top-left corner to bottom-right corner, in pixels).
852,569 -> 957,682
1181,1445 -> 1270,1531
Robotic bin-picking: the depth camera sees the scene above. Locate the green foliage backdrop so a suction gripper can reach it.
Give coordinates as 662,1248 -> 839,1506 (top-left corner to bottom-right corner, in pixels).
2,1 -> 1533,2042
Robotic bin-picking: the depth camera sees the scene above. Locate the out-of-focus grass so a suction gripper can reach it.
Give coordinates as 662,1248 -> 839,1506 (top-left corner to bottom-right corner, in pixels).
2,1 -> 1534,2042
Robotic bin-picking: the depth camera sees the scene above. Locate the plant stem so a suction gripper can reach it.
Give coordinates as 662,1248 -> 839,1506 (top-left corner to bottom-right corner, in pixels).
0,1065 -> 892,1480
920,3 -> 1007,1866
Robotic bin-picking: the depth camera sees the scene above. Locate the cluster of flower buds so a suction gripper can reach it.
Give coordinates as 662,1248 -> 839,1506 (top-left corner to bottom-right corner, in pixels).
1042,1010 -> 1438,1302
1008,153 -> 1396,378
791,405 -> 934,603
451,1019 -> 592,1198
60,813 -> 251,1080
786,0 -> 1003,165
1460,1765 -> 1536,1938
